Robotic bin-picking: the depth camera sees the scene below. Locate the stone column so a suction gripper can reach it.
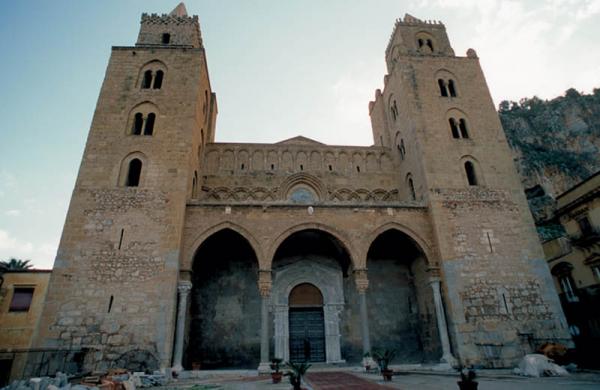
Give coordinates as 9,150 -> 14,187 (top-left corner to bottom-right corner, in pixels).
172,281 -> 192,372
354,269 -> 371,355
429,277 -> 457,367
258,270 -> 272,373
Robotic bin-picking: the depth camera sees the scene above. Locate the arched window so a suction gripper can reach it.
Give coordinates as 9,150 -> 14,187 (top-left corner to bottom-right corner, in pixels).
426,39 -> 434,51
438,79 -> 448,97
408,177 -> 416,200
153,70 -> 164,89
162,33 -> 171,44
192,171 -> 198,198
418,38 -> 424,48
132,113 -> 144,135
449,118 -> 460,139
144,113 -> 156,135
126,159 -> 142,187
448,79 -> 457,97
142,70 -> 153,89
464,161 -> 478,186
459,119 -> 469,138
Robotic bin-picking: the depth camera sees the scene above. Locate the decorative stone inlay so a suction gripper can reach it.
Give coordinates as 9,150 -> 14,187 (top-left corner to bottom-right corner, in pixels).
271,258 -> 345,363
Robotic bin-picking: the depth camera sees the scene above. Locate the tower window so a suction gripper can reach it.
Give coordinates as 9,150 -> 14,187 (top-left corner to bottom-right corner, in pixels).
459,119 -> 469,138
356,166 -> 361,173
390,100 -> 399,121
418,38 -> 424,48
438,79 -> 448,97
162,33 -> 171,44
132,113 -> 144,135
126,159 -> 142,187
153,70 -> 164,89
408,177 -> 416,200
400,139 -> 406,160
449,118 -> 460,139
426,39 -> 434,51
464,161 -> 478,186
448,79 -> 457,97
144,113 -> 156,135
142,70 -> 153,89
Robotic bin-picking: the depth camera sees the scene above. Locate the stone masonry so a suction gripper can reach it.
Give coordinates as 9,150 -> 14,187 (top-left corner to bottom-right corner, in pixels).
33,4 -> 571,374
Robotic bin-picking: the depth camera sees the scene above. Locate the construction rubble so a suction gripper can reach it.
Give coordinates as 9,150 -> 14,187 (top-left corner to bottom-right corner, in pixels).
0,369 -> 169,390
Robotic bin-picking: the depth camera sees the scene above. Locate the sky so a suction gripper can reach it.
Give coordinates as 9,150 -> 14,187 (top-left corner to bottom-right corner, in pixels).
1,0 -> 599,269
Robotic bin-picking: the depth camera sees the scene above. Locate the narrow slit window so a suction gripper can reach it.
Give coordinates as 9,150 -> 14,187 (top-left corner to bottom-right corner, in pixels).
418,38 -> 424,48
459,119 -> 469,138
356,166 -> 361,173
126,159 -> 142,187
142,70 -> 153,89
153,70 -> 164,89
144,113 -> 155,135
328,164 -> 333,171
162,33 -> 171,44
438,79 -> 448,97
400,139 -> 406,160
465,161 -> 478,186
271,164 -> 275,170
449,118 -> 460,139
132,113 -> 144,135
108,295 -> 114,313
300,164 -> 304,171
448,79 -> 457,97
408,178 -> 416,200
240,163 -> 245,170
118,228 -> 124,250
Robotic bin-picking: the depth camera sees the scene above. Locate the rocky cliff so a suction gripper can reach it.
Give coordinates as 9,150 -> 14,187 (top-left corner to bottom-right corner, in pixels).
499,88 -> 600,239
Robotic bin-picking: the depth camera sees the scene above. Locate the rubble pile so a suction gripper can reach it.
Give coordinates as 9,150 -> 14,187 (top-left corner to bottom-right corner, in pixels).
0,370 -> 168,390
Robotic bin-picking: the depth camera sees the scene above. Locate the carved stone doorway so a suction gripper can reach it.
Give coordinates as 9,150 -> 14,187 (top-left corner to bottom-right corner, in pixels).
288,283 -> 326,363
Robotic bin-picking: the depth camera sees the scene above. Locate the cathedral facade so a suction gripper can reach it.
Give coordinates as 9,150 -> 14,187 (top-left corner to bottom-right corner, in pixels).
33,4 -> 571,373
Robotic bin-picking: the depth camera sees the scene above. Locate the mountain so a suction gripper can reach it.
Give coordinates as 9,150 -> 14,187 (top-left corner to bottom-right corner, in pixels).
499,88 -> 600,239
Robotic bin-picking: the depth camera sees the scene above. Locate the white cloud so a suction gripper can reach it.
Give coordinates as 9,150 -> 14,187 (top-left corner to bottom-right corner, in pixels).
5,209 -> 21,216
0,229 -> 56,269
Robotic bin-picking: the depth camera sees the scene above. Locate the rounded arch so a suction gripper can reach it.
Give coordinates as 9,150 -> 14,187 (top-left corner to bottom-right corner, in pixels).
364,222 -> 435,268
551,261 -> 574,276
186,221 -> 263,270
117,151 -> 148,187
280,173 -> 325,202
460,155 -> 484,186
446,108 -> 471,139
267,223 -> 357,270
415,31 -> 435,53
126,101 -> 160,135
289,282 -> 323,306
136,59 -> 168,88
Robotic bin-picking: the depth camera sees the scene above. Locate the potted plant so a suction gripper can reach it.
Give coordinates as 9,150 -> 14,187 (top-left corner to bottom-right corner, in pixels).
285,361 -> 311,390
457,366 -> 478,390
372,349 -> 396,381
270,357 -> 284,383
362,352 -> 375,372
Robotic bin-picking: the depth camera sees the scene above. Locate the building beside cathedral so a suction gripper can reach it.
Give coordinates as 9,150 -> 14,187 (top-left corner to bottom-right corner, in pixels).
30,3 -> 571,374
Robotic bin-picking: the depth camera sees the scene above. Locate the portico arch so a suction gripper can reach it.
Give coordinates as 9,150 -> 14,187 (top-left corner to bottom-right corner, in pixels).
267,223 -> 357,270
271,229 -> 350,363
185,228 -> 261,369
184,221 -> 264,270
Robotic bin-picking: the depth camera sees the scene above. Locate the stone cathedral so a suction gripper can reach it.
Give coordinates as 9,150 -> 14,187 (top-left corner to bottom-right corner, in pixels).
33,4 -> 571,373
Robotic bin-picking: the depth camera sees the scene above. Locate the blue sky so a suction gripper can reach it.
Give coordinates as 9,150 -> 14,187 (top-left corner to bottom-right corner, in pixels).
1,0 -> 600,269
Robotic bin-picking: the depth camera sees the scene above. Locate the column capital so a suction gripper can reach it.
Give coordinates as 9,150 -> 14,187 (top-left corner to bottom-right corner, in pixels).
258,269 -> 272,297
177,281 -> 193,295
353,268 -> 369,293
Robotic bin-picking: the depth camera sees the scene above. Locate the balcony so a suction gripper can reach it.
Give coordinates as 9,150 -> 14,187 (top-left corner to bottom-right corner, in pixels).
569,225 -> 600,248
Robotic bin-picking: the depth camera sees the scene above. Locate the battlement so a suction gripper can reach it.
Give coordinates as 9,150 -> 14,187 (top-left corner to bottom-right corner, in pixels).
385,14 -> 445,57
141,13 -> 199,26
136,3 -> 202,48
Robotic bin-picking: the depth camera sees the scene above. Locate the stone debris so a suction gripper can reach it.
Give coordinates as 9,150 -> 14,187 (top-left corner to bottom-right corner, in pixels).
1,369 -> 167,390
514,354 -> 569,377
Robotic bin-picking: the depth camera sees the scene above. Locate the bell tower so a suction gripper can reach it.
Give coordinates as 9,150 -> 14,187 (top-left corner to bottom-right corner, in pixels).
33,3 -> 216,372
370,14 -> 571,366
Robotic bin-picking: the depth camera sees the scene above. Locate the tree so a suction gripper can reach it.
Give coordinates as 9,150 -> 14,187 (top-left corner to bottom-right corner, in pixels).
0,258 -> 33,270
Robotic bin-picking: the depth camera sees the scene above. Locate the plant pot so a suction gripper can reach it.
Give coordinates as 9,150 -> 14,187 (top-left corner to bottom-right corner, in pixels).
457,381 -> 478,390
271,372 -> 283,383
382,369 -> 394,381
